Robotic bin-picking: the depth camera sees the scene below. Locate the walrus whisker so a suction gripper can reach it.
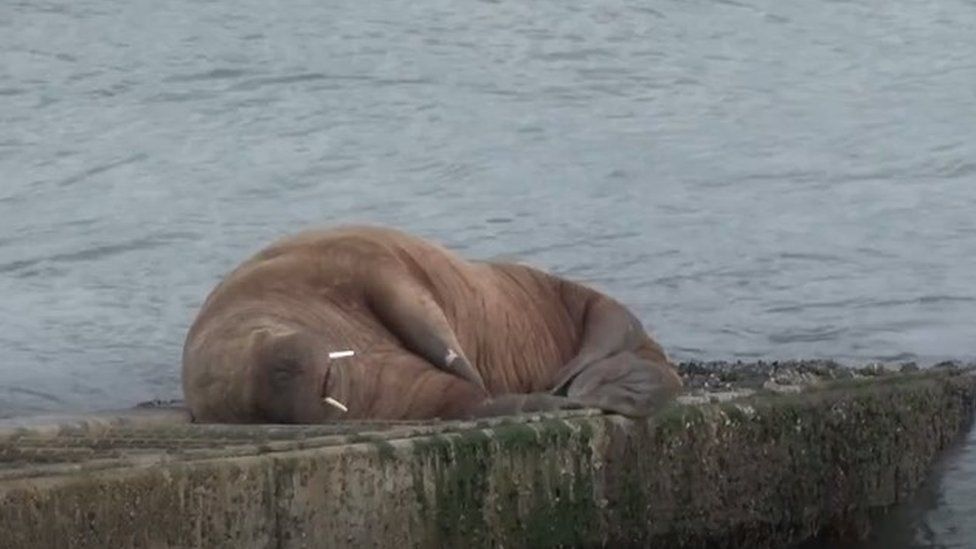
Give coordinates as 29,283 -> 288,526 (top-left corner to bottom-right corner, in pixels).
329,350 -> 355,359
323,396 -> 348,413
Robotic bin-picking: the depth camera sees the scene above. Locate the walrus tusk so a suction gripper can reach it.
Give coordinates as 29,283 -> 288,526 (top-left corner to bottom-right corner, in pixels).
324,351 -> 352,413
323,396 -> 348,413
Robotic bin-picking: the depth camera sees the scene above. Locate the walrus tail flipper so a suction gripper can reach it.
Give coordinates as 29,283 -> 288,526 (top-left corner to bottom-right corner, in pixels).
550,294 -> 652,394
560,351 -> 682,417
367,267 -> 487,392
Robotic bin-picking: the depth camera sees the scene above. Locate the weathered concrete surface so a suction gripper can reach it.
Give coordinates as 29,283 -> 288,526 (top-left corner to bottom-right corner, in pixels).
1,363 -> 974,549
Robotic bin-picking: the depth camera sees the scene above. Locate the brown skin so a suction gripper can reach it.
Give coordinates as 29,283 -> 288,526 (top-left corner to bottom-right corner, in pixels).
182,225 -> 682,423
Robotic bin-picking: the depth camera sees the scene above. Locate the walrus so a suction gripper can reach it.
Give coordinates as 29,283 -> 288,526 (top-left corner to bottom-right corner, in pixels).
182,225 -> 681,423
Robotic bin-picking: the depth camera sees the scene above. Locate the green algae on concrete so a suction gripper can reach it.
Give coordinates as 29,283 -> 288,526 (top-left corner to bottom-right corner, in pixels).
610,369 -> 976,547
0,365 -> 974,548
407,419 -> 600,548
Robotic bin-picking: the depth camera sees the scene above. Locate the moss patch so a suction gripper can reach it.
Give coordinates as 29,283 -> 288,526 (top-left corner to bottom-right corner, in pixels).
407,419 -> 600,548
346,433 -> 398,463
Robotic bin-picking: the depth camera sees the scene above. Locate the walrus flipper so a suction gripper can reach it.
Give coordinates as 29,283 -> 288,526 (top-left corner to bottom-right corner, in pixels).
561,351 -> 680,417
367,268 -> 487,391
549,295 -> 648,394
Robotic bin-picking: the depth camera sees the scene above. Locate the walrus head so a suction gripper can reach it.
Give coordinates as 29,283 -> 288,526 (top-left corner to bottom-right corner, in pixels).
251,326 -> 349,423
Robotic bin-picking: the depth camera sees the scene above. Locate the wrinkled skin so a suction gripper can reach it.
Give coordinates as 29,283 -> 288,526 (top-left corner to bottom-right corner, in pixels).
182,225 -> 682,423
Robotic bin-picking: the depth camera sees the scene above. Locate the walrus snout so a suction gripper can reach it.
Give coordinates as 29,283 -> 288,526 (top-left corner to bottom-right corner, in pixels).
253,327 -> 347,423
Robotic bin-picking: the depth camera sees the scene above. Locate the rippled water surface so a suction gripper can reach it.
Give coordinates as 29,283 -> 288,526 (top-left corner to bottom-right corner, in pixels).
2,0 -> 975,544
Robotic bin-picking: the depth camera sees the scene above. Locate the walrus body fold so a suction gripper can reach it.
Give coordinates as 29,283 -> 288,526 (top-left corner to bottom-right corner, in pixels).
182,225 -> 681,423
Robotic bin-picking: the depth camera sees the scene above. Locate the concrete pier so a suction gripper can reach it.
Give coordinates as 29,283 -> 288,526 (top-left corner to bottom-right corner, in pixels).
1,363 -> 974,548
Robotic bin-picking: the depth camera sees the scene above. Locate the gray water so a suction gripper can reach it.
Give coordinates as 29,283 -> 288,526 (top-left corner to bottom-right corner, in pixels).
2,0 -> 974,544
